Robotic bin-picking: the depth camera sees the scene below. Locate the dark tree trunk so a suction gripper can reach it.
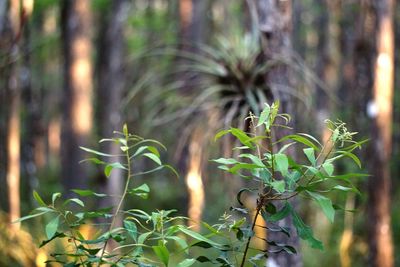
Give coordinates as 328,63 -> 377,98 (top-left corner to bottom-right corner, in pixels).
61,0 -> 93,193
96,0 -> 130,218
257,0 -> 302,266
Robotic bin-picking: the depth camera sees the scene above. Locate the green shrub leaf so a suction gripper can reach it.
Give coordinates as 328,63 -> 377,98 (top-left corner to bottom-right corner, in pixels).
45,216 -> 59,239
152,244 -> 169,266
33,191 -> 47,207
307,191 -> 335,223
274,153 -> 289,176
143,153 -> 162,165
303,148 -> 316,166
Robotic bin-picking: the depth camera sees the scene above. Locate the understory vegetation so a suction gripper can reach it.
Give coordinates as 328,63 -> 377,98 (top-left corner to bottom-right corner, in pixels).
17,102 -> 366,267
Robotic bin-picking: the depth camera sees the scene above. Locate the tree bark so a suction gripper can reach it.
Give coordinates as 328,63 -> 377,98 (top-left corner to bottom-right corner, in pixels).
61,0 -> 93,193
96,0 -> 130,223
257,1 -> 302,266
178,0 -> 212,227
367,0 -> 395,266
2,0 -> 22,229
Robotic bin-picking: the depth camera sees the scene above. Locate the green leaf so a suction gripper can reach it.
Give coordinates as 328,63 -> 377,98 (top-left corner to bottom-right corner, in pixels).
63,198 -> 84,207
13,210 -> 50,223
297,133 -> 322,147
138,231 -> 153,244
214,129 -> 230,141
264,202 -> 277,215
132,146 -> 149,157
166,236 -> 189,253
290,208 -> 323,250
270,180 -> 285,193
39,232 -> 66,248
45,216 -> 59,239
238,153 -> 265,167
278,142 -> 296,154
147,146 -> 160,157
178,226 -> 225,250
176,259 -> 196,267
257,104 -> 271,127
124,220 -> 138,241
152,244 -> 169,266
104,162 -> 126,177
287,170 -> 302,190
80,146 -> 114,157
230,128 -> 254,149
332,185 -> 358,194
123,123 -> 128,136
228,163 -> 263,174
33,191 -> 47,207
278,134 -> 320,151
274,153 -> 289,176
307,191 -> 335,223
128,183 -> 150,199
71,189 -> 107,197
341,151 -> 362,168
51,193 -> 61,206
143,153 -> 162,165
303,148 -> 316,166
268,202 -> 291,222
322,162 -> 334,176
79,157 -> 106,165
332,129 -> 339,142
211,158 -> 238,165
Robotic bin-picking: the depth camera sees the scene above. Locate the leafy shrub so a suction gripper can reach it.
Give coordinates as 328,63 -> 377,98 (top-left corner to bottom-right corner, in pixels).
16,102 -> 366,266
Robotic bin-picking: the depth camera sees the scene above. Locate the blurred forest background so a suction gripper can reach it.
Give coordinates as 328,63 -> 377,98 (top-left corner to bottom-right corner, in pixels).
0,0 -> 399,266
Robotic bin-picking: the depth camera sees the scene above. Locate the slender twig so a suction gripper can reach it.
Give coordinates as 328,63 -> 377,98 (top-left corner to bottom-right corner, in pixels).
97,134 -> 133,266
240,199 -> 264,267
57,210 -> 85,266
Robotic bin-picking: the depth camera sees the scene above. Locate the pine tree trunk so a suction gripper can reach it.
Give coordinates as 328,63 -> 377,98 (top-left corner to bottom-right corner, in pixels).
2,0 -> 23,228
96,0 -> 130,224
367,0 -> 395,266
257,1 -> 302,266
61,0 -> 93,193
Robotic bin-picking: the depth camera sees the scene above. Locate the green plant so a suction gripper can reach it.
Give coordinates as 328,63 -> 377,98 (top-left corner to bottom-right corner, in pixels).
16,102 -> 366,266
211,101 -> 367,266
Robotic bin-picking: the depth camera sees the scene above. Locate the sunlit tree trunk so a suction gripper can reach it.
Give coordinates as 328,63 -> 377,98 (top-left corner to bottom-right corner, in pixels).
367,0 -> 395,266
179,0 -> 192,42
3,0 -> 22,228
179,0 -> 211,228
257,0 -> 302,266
0,2 -> 8,211
97,0 -> 130,224
61,0 -> 93,193
186,126 -> 205,230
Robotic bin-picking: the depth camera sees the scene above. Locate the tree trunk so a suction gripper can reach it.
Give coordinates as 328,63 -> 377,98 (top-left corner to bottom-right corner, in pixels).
257,1 -> 302,266
96,0 -> 130,222
61,0 -> 93,193
178,0 -> 211,227
3,0 -> 23,228
0,1 -> 8,211
367,0 -> 395,266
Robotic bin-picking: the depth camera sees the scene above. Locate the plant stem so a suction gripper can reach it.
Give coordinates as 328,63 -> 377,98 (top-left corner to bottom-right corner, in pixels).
240,198 -> 264,267
98,137 -> 133,266
57,210 -> 85,266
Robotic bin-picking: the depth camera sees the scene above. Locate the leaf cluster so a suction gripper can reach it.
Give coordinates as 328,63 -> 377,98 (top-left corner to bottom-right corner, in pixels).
16,103 -> 367,266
